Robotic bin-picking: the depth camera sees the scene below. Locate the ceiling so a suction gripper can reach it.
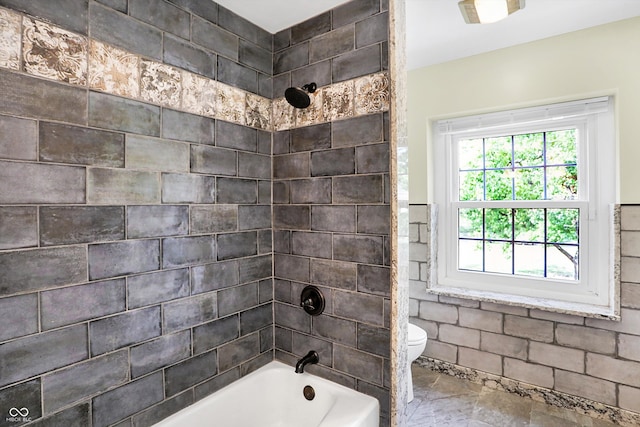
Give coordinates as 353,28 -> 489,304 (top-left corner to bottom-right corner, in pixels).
215,0 -> 640,70
406,0 -> 640,69
214,0 -> 353,34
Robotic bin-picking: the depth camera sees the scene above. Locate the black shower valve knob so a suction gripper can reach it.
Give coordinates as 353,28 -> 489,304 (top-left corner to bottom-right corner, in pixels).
300,286 -> 325,316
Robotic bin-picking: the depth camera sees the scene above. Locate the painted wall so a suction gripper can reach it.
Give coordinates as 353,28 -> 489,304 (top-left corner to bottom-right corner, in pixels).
408,16 -> 640,204
0,0 -> 394,426
406,15 -> 640,420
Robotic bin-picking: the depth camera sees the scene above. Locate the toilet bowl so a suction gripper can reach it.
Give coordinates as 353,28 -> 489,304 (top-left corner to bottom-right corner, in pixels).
407,323 -> 428,403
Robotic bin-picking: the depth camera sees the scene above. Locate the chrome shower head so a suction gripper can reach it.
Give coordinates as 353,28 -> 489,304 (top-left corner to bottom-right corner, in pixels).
285,82 -> 317,109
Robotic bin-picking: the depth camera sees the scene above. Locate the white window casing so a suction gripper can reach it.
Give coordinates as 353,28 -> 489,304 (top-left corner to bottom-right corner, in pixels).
430,97 -> 619,318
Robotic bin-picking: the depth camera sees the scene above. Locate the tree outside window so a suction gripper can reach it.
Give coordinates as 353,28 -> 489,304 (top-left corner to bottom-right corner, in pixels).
456,129 -> 580,280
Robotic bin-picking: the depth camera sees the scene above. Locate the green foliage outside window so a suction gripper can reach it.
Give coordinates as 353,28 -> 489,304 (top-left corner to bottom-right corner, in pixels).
457,130 -> 580,279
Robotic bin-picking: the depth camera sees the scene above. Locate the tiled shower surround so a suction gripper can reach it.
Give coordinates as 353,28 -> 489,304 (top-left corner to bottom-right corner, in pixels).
410,204 -> 640,426
0,0 -> 393,426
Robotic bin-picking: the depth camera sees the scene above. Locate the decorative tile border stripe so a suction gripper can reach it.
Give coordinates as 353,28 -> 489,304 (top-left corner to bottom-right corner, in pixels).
273,73 -> 390,131
416,356 -> 640,427
0,8 -> 21,70
0,6 -> 389,132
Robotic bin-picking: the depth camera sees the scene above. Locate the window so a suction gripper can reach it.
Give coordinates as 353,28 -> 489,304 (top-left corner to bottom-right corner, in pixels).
431,97 -> 618,317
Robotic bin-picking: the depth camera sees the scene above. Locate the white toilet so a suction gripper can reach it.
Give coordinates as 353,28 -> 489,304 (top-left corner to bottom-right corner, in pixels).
407,323 -> 428,403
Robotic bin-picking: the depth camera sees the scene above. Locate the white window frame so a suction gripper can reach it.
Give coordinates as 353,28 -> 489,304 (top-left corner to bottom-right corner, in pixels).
431,97 -> 619,318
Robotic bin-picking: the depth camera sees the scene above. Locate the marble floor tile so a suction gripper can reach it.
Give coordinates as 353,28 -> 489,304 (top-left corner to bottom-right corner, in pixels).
426,371 -> 483,401
408,364 -> 620,427
530,411 -> 590,427
472,388 -> 532,426
531,401 -> 596,426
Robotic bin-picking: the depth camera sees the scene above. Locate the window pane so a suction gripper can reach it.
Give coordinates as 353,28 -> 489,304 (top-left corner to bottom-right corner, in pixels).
485,169 -> 512,200
459,138 -> 483,170
515,168 -> 544,200
547,209 -> 579,244
514,243 -> 545,277
547,244 -> 579,280
547,166 -> 578,200
485,208 -> 511,240
546,129 -> 577,166
459,171 -> 484,201
514,208 -> 544,242
485,136 -> 512,168
452,125 -> 585,284
459,208 -> 483,238
459,239 -> 483,271
514,133 -> 543,167
485,241 -> 512,274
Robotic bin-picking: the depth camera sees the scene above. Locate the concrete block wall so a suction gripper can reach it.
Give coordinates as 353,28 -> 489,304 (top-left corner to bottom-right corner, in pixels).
410,204 -> 640,416
271,1 -> 392,425
0,1 -> 274,426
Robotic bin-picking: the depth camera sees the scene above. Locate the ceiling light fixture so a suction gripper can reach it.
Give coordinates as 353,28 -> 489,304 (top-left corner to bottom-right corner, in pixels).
458,0 -> 525,24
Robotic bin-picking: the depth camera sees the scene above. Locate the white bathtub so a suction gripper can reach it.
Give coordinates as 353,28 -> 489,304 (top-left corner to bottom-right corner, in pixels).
153,361 -> 380,427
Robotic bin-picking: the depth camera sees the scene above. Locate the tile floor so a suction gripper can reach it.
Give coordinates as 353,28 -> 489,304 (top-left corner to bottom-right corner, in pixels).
407,364 -> 619,427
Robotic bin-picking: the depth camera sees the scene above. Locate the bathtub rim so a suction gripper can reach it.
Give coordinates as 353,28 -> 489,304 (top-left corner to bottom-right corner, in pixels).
151,359 -> 380,427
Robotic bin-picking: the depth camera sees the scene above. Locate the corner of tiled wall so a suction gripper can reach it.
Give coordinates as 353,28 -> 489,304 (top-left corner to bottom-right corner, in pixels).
269,0 -> 394,425
0,0 -> 395,426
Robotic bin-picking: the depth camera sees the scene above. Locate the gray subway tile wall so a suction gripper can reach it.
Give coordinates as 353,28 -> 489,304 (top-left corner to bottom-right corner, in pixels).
291,12 -> 332,44
161,173 -> 216,203
191,15 -> 238,61
0,246 -> 88,295
89,2 -> 164,60
0,204 -> 29,234
0,325 -> 89,387
0,294 -> 39,341
218,6 -> 271,51
163,349 -> 219,397
129,0 -> 191,40
162,33 -> 217,79
42,350 -> 130,413
272,3 -> 392,418
332,43 -> 382,82
238,40 -> 272,75
88,91 -> 161,136
0,115 -> 37,161
410,204 -> 640,421
309,26 -> 355,63
0,0 -> 88,34
0,1 -> 392,427
92,372 -> 164,427
0,161 -> 86,204
0,68 -> 88,124
0,0 -> 272,424
0,380 -> 43,423
127,269 -> 191,308
167,0 -> 218,24
40,279 -> 127,330
39,122 -> 125,167
217,56 -> 258,93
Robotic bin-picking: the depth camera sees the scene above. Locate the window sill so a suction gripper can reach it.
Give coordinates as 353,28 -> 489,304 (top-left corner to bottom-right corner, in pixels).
427,285 -> 620,320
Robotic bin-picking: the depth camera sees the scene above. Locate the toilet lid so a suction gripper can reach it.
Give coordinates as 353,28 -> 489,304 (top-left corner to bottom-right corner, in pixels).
408,323 -> 427,344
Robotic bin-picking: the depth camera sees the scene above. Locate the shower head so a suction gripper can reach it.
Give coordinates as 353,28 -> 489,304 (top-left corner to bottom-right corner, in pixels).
285,82 -> 317,109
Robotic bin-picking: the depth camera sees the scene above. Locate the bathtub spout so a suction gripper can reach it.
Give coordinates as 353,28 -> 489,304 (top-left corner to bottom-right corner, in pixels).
295,351 -> 319,373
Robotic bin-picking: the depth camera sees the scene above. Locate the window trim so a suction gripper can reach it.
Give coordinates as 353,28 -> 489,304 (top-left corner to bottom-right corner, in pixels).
430,97 -> 619,318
